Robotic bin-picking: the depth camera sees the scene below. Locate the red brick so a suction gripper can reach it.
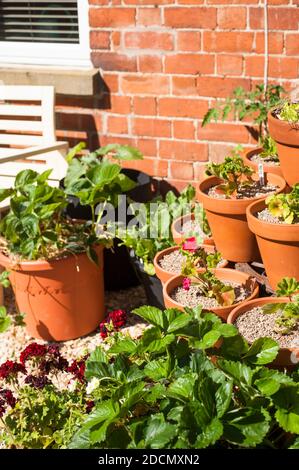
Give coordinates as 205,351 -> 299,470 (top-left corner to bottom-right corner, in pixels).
196,77 -> 250,98
138,56 -> 162,73
133,97 -> 157,115
89,0 -> 110,4
199,122 -> 249,143
89,8 -> 136,27
250,7 -> 299,30
269,57 -> 299,79
109,95 -> 132,114
172,76 -> 199,96
255,32 -> 284,54
102,73 -> 119,93
164,179 -> 196,193
207,0 -> 259,3
90,31 -> 110,49
203,31 -> 254,53
121,75 -> 170,95
120,158 -> 168,178
170,162 -> 194,180
217,55 -> 243,76
194,162 -> 208,181
135,138 -> 158,157
91,53 -> 137,72
217,7 -> 247,29
111,31 -> 121,50
160,140 -> 208,161
177,0 -> 204,3
173,120 -> 196,139
158,98 -> 209,118
124,0 -> 173,4
245,56 -> 264,77
137,7 -> 161,25
165,54 -> 214,75
164,7 -> 217,28
285,34 -> 299,55
208,143 -> 236,163
177,32 -> 201,52
107,115 -> 128,134
125,32 -> 174,50
132,117 -> 171,137
268,0 -> 291,3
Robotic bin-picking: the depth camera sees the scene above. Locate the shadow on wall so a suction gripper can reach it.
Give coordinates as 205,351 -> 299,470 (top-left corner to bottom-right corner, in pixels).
55,74 -> 111,149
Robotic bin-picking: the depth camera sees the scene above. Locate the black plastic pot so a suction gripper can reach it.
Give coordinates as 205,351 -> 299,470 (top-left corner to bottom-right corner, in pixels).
61,168 -> 156,290
129,250 -> 165,310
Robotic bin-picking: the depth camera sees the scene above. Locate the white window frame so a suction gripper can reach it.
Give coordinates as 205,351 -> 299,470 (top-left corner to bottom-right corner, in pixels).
0,0 -> 91,68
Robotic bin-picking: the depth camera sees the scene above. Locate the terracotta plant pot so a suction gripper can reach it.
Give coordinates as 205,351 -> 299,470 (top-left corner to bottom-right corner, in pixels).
227,297 -> 299,368
0,245 -> 105,341
247,199 -> 299,290
154,245 -> 229,284
268,110 -> 299,187
163,268 -> 259,321
196,173 -> 287,263
171,212 -> 214,246
242,147 -> 283,178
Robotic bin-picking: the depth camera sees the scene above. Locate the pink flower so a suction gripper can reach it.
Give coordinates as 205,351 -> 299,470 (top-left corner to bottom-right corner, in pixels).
182,237 -> 198,252
182,278 -> 191,291
20,343 -> 47,365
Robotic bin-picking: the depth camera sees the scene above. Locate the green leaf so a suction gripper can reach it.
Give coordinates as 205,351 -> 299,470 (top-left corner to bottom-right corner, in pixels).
196,330 -> 221,350
254,369 -> 295,396
68,428 -> 91,449
167,313 -> 192,334
109,337 -> 137,354
219,334 -> 249,359
15,169 -> 38,188
0,306 -> 11,333
272,387 -> 299,434
223,408 -> 271,447
167,374 -> 196,401
289,437 -> 299,449
82,399 -> 120,431
133,306 -> 166,330
242,337 -> 279,365
85,347 -> 109,380
144,414 -> 177,449
0,188 -> 13,203
195,418 -> 223,449
66,142 -> 86,163
144,359 -> 169,381
217,360 -> 253,386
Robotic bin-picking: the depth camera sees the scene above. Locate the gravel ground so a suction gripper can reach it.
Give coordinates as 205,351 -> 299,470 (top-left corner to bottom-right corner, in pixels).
207,182 -> 277,200
0,285 -> 148,365
181,220 -> 211,242
171,282 -> 250,309
250,154 -> 280,167
235,306 -> 299,348
159,249 -> 225,274
258,208 -> 299,225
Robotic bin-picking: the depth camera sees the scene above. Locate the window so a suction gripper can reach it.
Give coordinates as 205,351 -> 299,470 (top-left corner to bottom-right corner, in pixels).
0,0 -> 90,67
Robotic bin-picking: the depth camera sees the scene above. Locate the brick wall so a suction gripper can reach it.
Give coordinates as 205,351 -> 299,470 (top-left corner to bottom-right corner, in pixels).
56,0 -> 299,191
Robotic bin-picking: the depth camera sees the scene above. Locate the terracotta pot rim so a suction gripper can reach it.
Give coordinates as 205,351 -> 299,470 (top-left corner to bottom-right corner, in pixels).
227,296 -> 299,354
198,173 -> 286,203
0,243 -> 104,272
154,244 -> 227,279
163,268 -> 259,312
247,200 -> 299,228
268,109 -> 299,129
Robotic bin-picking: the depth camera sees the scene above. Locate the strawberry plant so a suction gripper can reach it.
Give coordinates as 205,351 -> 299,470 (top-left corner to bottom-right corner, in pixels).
263,278 -> 299,334
266,184 -> 299,224
206,153 -> 254,197
68,305 -> 299,449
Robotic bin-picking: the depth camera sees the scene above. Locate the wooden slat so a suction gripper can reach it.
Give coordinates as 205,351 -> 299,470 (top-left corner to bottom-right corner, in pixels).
0,104 -> 42,116
0,161 -> 62,178
0,142 -> 68,162
0,133 -> 45,146
0,119 -> 43,131
0,85 -> 54,101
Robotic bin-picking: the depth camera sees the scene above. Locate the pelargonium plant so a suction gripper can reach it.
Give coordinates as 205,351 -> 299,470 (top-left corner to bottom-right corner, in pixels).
181,237 -> 222,270
99,309 -> 127,339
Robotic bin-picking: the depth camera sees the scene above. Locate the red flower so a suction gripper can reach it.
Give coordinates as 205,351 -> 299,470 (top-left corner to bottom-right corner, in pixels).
182,278 -> 191,291
67,359 -> 87,383
99,310 -> 127,339
86,400 -> 95,413
20,343 -> 47,365
0,360 -> 26,380
0,389 -> 16,408
25,374 -> 50,389
182,237 -> 198,253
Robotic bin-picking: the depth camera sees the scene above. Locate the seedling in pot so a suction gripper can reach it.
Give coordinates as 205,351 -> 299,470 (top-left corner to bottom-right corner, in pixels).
266,184 -> 299,224
275,101 -> 299,124
181,237 -> 222,269
206,153 -> 255,198
263,277 -> 299,334
181,247 -> 235,307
